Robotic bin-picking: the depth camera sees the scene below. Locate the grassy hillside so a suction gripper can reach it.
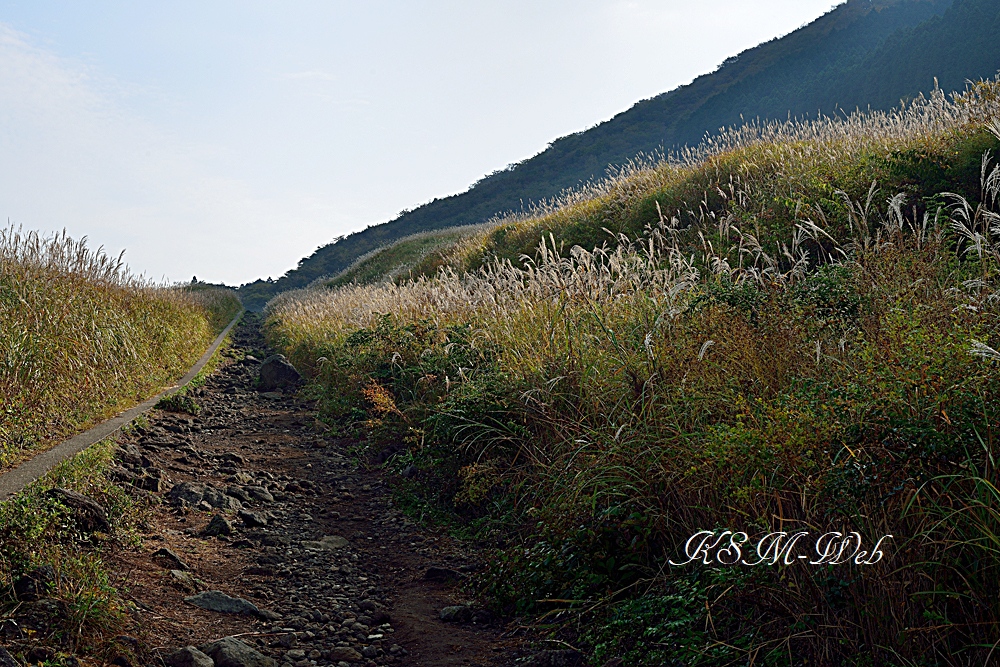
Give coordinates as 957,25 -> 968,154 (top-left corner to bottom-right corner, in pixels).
266,81 -> 1000,665
0,227 -> 241,469
326,225 -> 488,288
239,0 -> 1000,310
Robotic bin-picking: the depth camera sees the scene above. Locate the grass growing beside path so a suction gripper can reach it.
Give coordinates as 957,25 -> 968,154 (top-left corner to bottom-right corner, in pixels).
266,81 -> 1000,665
0,226 -> 241,469
0,431 -> 150,661
0,226 -> 240,664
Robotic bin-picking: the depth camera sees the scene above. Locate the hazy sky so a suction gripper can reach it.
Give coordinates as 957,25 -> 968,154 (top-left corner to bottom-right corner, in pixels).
0,1 -> 838,285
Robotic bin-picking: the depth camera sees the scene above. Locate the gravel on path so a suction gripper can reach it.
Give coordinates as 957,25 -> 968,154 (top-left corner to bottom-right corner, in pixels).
106,315 -> 532,667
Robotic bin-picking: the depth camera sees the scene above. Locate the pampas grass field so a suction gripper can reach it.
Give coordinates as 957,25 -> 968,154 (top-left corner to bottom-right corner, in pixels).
265,80 -> 1000,665
0,225 -> 241,655
0,226 -> 241,469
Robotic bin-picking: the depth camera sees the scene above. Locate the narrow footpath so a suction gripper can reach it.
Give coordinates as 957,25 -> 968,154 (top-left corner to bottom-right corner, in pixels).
106,316 -> 539,667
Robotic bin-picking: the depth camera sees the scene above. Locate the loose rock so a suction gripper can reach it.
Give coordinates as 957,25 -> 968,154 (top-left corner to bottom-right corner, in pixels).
257,355 -> 302,392
115,443 -> 144,466
199,637 -> 277,667
326,647 -> 362,662
0,648 -> 19,667
184,591 -> 263,617
203,487 -> 242,511
45,488 -> 109,532
225,486 -> 252,503
440,605 -> 473,624
153,547 -> 190,571
202,514 -> 233,537
13,565 -> 56,601
169,570 -> 200,593
245,486 -> 274,503
238,509 -> 268,527
300,535 -> 349,551
168,482 -> 208,505
163,646 -> 215,667
424,566 -> 463,583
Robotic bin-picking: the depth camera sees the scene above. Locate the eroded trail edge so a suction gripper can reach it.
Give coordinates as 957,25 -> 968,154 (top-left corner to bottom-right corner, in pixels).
109,315 -> 525,667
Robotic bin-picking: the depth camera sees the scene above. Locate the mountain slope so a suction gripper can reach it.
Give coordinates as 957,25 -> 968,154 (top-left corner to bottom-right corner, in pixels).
240,0 -> 1000,309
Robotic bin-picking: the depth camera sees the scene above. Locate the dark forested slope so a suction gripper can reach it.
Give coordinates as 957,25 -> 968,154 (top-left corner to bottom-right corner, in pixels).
242,0 -> 1000,309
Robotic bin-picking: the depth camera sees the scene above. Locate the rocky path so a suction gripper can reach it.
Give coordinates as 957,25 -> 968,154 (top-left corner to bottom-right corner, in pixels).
108,316 -> 538,667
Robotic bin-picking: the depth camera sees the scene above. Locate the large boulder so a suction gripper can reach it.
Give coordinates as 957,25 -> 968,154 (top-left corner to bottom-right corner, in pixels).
198,637 -> 276,667
257,355 -> 302,392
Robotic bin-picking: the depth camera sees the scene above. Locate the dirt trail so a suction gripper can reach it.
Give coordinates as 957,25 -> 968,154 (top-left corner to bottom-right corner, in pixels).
111,316 -> 532,667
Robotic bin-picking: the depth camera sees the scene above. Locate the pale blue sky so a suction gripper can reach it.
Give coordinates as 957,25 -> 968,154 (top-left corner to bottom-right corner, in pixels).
0,1 -> 838,284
